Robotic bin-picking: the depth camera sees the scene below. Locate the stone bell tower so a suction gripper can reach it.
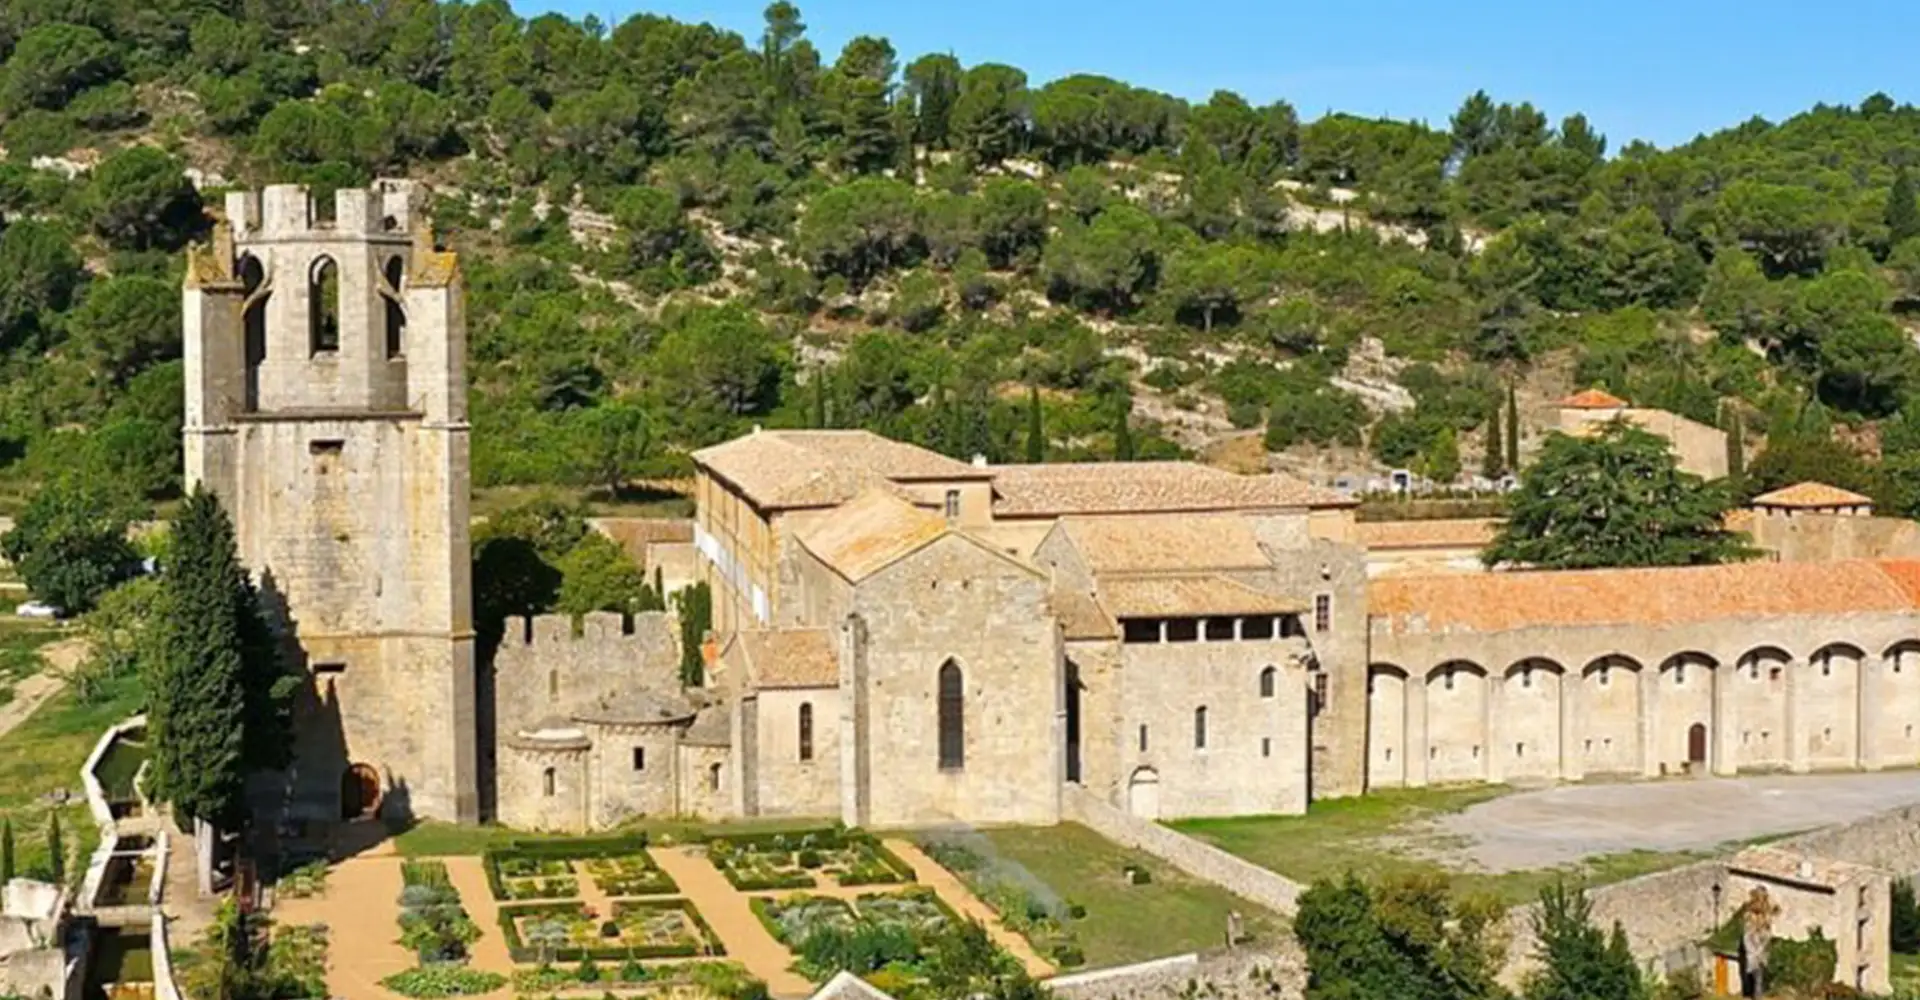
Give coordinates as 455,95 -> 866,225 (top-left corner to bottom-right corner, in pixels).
181,181 -> 478,824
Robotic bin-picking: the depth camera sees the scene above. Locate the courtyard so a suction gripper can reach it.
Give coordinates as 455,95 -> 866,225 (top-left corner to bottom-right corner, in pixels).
1175,770 -> 1920,904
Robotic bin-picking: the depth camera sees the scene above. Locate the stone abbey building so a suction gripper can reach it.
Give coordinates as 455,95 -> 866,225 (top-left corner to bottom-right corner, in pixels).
187,184 -> 1920,833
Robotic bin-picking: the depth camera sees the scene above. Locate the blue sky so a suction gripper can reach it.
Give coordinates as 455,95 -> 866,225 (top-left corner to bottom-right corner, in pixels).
515,0 -> 1916,149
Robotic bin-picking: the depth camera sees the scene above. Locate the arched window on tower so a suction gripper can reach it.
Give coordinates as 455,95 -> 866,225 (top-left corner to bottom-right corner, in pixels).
938,661 -> 964,770
309,256 -> 341,355
798,703 -> 814,761
382,256 -> 406,359
1259,666 -> 1276,699
240,254 -> 268,410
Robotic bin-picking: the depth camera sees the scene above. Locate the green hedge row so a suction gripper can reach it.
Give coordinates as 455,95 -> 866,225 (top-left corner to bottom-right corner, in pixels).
483,833 -> 658,900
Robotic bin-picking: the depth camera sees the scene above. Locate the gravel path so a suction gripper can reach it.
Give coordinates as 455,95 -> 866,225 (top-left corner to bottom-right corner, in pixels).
1429,771 -> 1920,872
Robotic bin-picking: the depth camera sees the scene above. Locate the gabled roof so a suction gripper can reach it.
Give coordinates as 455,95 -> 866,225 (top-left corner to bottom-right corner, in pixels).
1095,575 -> 1302,620
1558,388 -> 1629,409
692,429 -> 987,511
1371,560 -> 1920,635
793,488 -> 950,582
1051,586 -> 1118,641
991,461 -> 1351,517
725,627 -> 839,690
1048,515 -> 1274,575
1750,481 -> 1875,510
1728,847 -> 1880,891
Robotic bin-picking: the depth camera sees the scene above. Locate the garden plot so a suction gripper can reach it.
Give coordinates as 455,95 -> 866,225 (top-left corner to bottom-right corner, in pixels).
582,852 -> 678,897
753,887 -> 998,987
490,855 -> 580,900
500,898 -> 724,963
707,828 -> 914,891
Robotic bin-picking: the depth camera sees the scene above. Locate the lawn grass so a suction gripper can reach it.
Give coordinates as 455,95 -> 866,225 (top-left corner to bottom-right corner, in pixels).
0,670 -> 143,887
1172,784 -> 1762,906
977,823 -> 1286,967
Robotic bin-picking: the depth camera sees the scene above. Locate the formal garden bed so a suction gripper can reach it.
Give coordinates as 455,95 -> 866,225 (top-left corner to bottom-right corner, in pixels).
509,959 -> 768,1000
706,827 -> 914,892
380,860 -> 505,998
499,898 -> 724,963
486,834 -> 678,901
751,886 -> 1001,987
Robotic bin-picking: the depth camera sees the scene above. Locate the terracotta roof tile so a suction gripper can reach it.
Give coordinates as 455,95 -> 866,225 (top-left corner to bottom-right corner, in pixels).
793,488 -> 950,582
1095,575 -> 1303,619
1054,515 -> 1274,575
1050,586 -> 1117,640
1559,388 -> 1629,409
1371,560 -> 1920,634
728,627 -> 839,689
991,462 -> 1351,517
1356,518 -> 1502,550
1750,481 -> 1875,510
693,430 -> 986,510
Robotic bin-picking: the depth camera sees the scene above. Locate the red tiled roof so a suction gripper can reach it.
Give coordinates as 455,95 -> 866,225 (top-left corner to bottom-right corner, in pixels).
1750,481 -> 1875,510
1559,388 -> 1629,409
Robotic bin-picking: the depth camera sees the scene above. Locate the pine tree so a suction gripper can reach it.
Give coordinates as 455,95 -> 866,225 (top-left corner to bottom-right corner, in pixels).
1112,395 -> 1135,461
1505,383 -> 1521,471
1024,386 -> 1045,463
1889,166 -> 1920,248
149,488 -> 283,831
1482,401 -> 1505,478
45,811 -> 62,883
1,817 -> 12,883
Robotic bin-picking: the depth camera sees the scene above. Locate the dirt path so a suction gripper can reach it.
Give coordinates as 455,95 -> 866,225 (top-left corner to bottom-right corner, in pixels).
651,847 -> 815,999
883,840 -> 1053,978
444,855 -> 516,982
274,856 -> 423,1000
0,636 -> 82,740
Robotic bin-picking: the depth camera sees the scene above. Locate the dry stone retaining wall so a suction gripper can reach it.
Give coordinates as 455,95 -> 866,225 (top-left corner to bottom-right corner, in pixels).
1047,948 -> 1305,1000
1062,785 -> 1304,914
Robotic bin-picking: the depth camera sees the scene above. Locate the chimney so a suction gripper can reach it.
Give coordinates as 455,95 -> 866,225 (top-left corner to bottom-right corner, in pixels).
971,454 -> 988,468
1797,859 -> 1814,880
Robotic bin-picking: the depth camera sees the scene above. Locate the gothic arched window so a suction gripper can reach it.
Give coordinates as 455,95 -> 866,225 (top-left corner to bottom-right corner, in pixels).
799,702 -> 814,762
382,256 -> 406,359
309,256 -> 341,355
938,661 -> 964,770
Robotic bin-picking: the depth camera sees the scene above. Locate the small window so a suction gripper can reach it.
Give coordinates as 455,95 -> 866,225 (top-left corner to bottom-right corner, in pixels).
708,762 -> 723,791
944,490 -> 961,520
1122,620 -> 1161,644
1280,615 -> 1304,638
1259,667 -> 1277,699
1261,737 -> 1271,758
542,767 -> 556,797
1312,673 -> 1328,716
1205,618 -> 1234,641
1166,618 -> 1198,643
1138,724 -> 1148,752
1515,742 -> 1525,757
309,439 -> 344,456
1194,706 -> 1208,750
313,661 -> 346,675
798,702 -> 814,762
1242,616 -> 1275,640
1313,594 -> 1332,633
632,747 -> 645,771
938,661 -> 965,771
548,670 -> 559,699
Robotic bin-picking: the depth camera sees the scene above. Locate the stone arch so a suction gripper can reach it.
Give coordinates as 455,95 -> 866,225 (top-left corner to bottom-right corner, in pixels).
1366,664 -> 1409,788
1806,642 -> 1865,767
240,253 -> 269,409
937,659 -> 965,771
309,255 -> 341,355
1259,665 -> 1277,699
1733,646 -> 1792,770
1580,655 -> 1643,774
341,763 -> 381,820
382,255 -> 406,358
1876,641 -> 1920,766
1126,766 -> 1161,819
1426,660 -> 1489,784
708,761 -> 723,791
1500,658 -> 1564,780
1655,652 -> 1718,776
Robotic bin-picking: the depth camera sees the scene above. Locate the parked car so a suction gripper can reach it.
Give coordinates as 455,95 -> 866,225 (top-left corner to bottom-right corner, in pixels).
15,601 -> 62,620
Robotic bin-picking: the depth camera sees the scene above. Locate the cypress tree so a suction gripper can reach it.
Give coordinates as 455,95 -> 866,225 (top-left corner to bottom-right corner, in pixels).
1024,387 -> 1045,463
1112,395 -> 1135,461
1482,402 -> 1505,479
1,817 -> 12,883
1725,406 -> 1746,484
674,582 -> 712,687
810,369 -> 828,429
1504,383 -> 1521,471
650,566 -> 666,611
149,488 -> 272,832
46,812 -> 62,883
1889,166 -> 1920,247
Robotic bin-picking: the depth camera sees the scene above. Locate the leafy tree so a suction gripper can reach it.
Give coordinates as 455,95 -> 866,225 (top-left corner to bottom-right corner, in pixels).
1162,244 -> 1266,333
949,64 -> 1027,165
1744,431 -> 1882,503
555,533 -> 648,617
825,35 -> 897,174
0,219 -> 84,352
1524,881 -> 1647,1000
69,275 -> 180,387
973,179 -> 1049,268
147,488 -> 291,834
1043,205 -> 1162,312
84,146 -> 205,252
1887,167 -> 1920,249
1712,180 -> 1845,277
1296,872 -> 1507,1000
647,305 -> 787,442
794,177 -> 921,286
0,475 -> 141,614
2,23 -> 119,113
565,402 -> 651,496
1892,880 -> 1920,955
1485,421 -> 1752,570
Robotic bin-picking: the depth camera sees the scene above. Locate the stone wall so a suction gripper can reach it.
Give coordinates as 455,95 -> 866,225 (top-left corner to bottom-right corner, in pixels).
1062,785 -> 1304,915
1748,510 -> 1920,563
1047,947 -> 1305,1000
491,612 -> 680,744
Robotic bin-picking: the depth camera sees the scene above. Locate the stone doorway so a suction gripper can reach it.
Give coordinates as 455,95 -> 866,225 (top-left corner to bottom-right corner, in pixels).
340,763 -> 382,820
1126,767 -> 1160,820
1687,723 -> 1708,769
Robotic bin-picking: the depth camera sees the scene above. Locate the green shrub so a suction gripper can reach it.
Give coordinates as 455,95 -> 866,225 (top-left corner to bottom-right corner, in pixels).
378,967 -> 506,998
1769,930 -> 1837,995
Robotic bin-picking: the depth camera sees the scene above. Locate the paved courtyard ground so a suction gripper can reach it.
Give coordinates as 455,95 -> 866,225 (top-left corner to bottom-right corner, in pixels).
1430,770 -> 1920,872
